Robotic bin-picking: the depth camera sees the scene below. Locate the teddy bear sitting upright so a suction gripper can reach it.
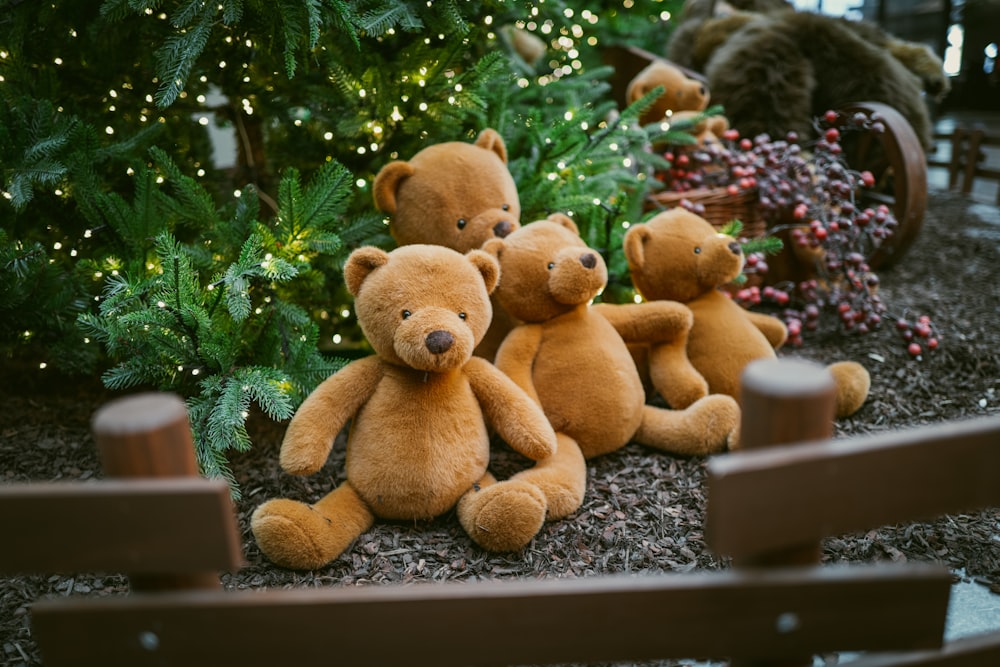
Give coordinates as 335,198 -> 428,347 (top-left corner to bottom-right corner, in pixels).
623,207 -> 870,418
626,58 -> 729,144
250,244 -> 558,570
454,215 -> 741,547
372,128 -> 522,359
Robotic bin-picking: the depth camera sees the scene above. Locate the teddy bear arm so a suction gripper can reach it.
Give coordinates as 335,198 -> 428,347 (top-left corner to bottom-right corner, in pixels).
280,356 -> 384,476
465,357 -> 557,462
493,324 -> 544,404
743,310 -> 789,350
592,301 -> 694,345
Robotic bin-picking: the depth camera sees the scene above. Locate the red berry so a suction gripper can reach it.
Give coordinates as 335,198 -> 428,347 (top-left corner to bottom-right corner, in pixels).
860,170 -> 875,188
908,342 -> 922,357
825,128 -> 840,143
824,110 -> 839,124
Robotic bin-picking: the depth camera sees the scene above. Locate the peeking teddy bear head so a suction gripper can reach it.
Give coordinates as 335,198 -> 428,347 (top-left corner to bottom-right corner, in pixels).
372,129 -> 521,253
627,60 -> 712,127
345,244 -> 499,372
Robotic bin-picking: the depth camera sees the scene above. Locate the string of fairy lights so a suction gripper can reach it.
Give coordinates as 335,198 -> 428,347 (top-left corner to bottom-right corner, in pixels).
4,1 -> 674,369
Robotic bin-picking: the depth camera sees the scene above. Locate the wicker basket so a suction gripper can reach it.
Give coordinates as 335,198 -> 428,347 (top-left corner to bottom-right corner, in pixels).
645,186 -> 766,240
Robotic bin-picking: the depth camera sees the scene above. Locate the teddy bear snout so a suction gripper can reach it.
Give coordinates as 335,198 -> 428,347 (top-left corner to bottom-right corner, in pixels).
580,253 -> 597,269
425,330 -> 455,354
493,220 -> 514,238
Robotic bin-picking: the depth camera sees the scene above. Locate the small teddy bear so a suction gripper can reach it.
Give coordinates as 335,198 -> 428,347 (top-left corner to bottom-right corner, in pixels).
250,244 -> 558,570
626,58 -> 729,144
623,207 -> 870,418
372,128 -> 522,359
456,215 -> 740,547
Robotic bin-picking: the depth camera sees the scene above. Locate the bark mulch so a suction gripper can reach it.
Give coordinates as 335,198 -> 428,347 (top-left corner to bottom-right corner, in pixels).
2,189 -> 999,666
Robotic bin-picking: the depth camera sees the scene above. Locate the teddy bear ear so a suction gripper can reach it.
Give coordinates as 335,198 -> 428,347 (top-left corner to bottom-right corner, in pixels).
465,249 -> 501,294
474,128 -> 508,165
623,224 -> 651,269
344,246 -> 391,297
372,161 -> 415,214
546,212 -> 580,237
481,237 -> 505,260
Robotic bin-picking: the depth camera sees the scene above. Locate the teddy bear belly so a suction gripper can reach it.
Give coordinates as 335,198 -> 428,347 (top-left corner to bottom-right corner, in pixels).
344,397 -> 491,520
533,341 -> 645,458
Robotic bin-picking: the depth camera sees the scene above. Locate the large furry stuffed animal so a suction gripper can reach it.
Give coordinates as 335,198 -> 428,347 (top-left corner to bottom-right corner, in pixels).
665,0 -> 949,150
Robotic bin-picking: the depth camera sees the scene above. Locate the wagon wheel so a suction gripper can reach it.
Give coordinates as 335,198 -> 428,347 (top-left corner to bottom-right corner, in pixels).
833,101 -> 927,269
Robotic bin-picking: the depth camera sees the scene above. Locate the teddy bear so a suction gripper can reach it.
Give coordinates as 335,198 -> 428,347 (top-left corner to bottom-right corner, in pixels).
626,58 -> 729,144
455,215 -> 741,546
623,207 -> 871,418
372,128 -> 521,360
250,243 -> 559,570
664,0 -> 949,150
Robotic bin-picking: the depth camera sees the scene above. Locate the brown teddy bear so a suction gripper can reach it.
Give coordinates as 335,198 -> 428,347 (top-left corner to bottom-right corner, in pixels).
250,244 -> 558,570
623,207 -> 871,418
372,128 -> 521,359
456,215 -> 740,546
664,0 -> 949,150
626,58 -> 729,144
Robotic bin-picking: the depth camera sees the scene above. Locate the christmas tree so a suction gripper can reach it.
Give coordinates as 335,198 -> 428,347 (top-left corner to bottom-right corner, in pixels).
1,0 -> 688,490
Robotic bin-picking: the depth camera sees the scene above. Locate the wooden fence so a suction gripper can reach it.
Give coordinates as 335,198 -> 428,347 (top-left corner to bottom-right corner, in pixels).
929,126 -> 1000,204
2,358 -> 999,666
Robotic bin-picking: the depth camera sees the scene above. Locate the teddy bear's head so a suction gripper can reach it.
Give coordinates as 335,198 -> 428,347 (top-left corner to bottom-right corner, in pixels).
626,60 -> 711,127
624,208 -> 744,304
344,244 -> 499,372
372,129 -> 521,253
482,214 -> 607,323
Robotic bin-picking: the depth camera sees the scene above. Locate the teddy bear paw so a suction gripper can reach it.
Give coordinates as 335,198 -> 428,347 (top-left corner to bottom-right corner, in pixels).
689,393 -> 742,453
250,499 -> 349,570
457,480 -> 548,552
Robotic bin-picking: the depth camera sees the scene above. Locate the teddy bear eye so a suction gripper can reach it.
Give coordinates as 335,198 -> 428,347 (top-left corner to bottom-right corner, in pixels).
457,218 -> 467,230
693,247 -> 702,254
501,204 -> 510,211
458,312 -> 467,320
401,310 -> 411,319
547,262 -> 555,270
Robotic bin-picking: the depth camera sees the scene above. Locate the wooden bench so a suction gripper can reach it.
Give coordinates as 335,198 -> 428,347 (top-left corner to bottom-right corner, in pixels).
3,359 -> 999,666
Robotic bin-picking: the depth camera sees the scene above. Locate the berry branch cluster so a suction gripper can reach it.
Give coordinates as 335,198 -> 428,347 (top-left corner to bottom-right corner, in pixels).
657,109 -> 939,357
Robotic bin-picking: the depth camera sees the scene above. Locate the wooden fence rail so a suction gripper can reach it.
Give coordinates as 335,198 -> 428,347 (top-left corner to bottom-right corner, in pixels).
3,358 -> 1000,667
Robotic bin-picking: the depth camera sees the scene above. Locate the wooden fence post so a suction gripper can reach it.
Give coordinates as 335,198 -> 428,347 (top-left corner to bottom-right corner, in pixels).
90,392 -> 222,592
730,358 -> 837,667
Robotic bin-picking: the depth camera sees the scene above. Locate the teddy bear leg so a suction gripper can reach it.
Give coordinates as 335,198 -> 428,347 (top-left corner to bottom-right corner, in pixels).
507,432 -> 587,519
634,394 -> 742,456
827,361 -> 871,418
250,482 -> 375,570
648,340 -> 709,410
457,470 -> 551,553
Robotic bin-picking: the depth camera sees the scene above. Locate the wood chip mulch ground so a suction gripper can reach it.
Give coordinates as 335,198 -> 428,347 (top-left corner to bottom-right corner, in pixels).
2,189 -> 999,666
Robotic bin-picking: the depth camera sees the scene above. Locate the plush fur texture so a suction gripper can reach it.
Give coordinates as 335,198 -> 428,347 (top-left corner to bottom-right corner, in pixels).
250,244 -> 558,569
624,208 -> 871,418
665,0 -> 949,149
462,216 -> 739,545
373,128 -> 521,359
626,59 -> 729,143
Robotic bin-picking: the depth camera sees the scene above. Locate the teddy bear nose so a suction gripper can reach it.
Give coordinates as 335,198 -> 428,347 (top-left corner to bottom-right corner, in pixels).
425,330 -> 455,354
728,241 -> 742,255
493,220 -> 513,238
580,252 -> 597,269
